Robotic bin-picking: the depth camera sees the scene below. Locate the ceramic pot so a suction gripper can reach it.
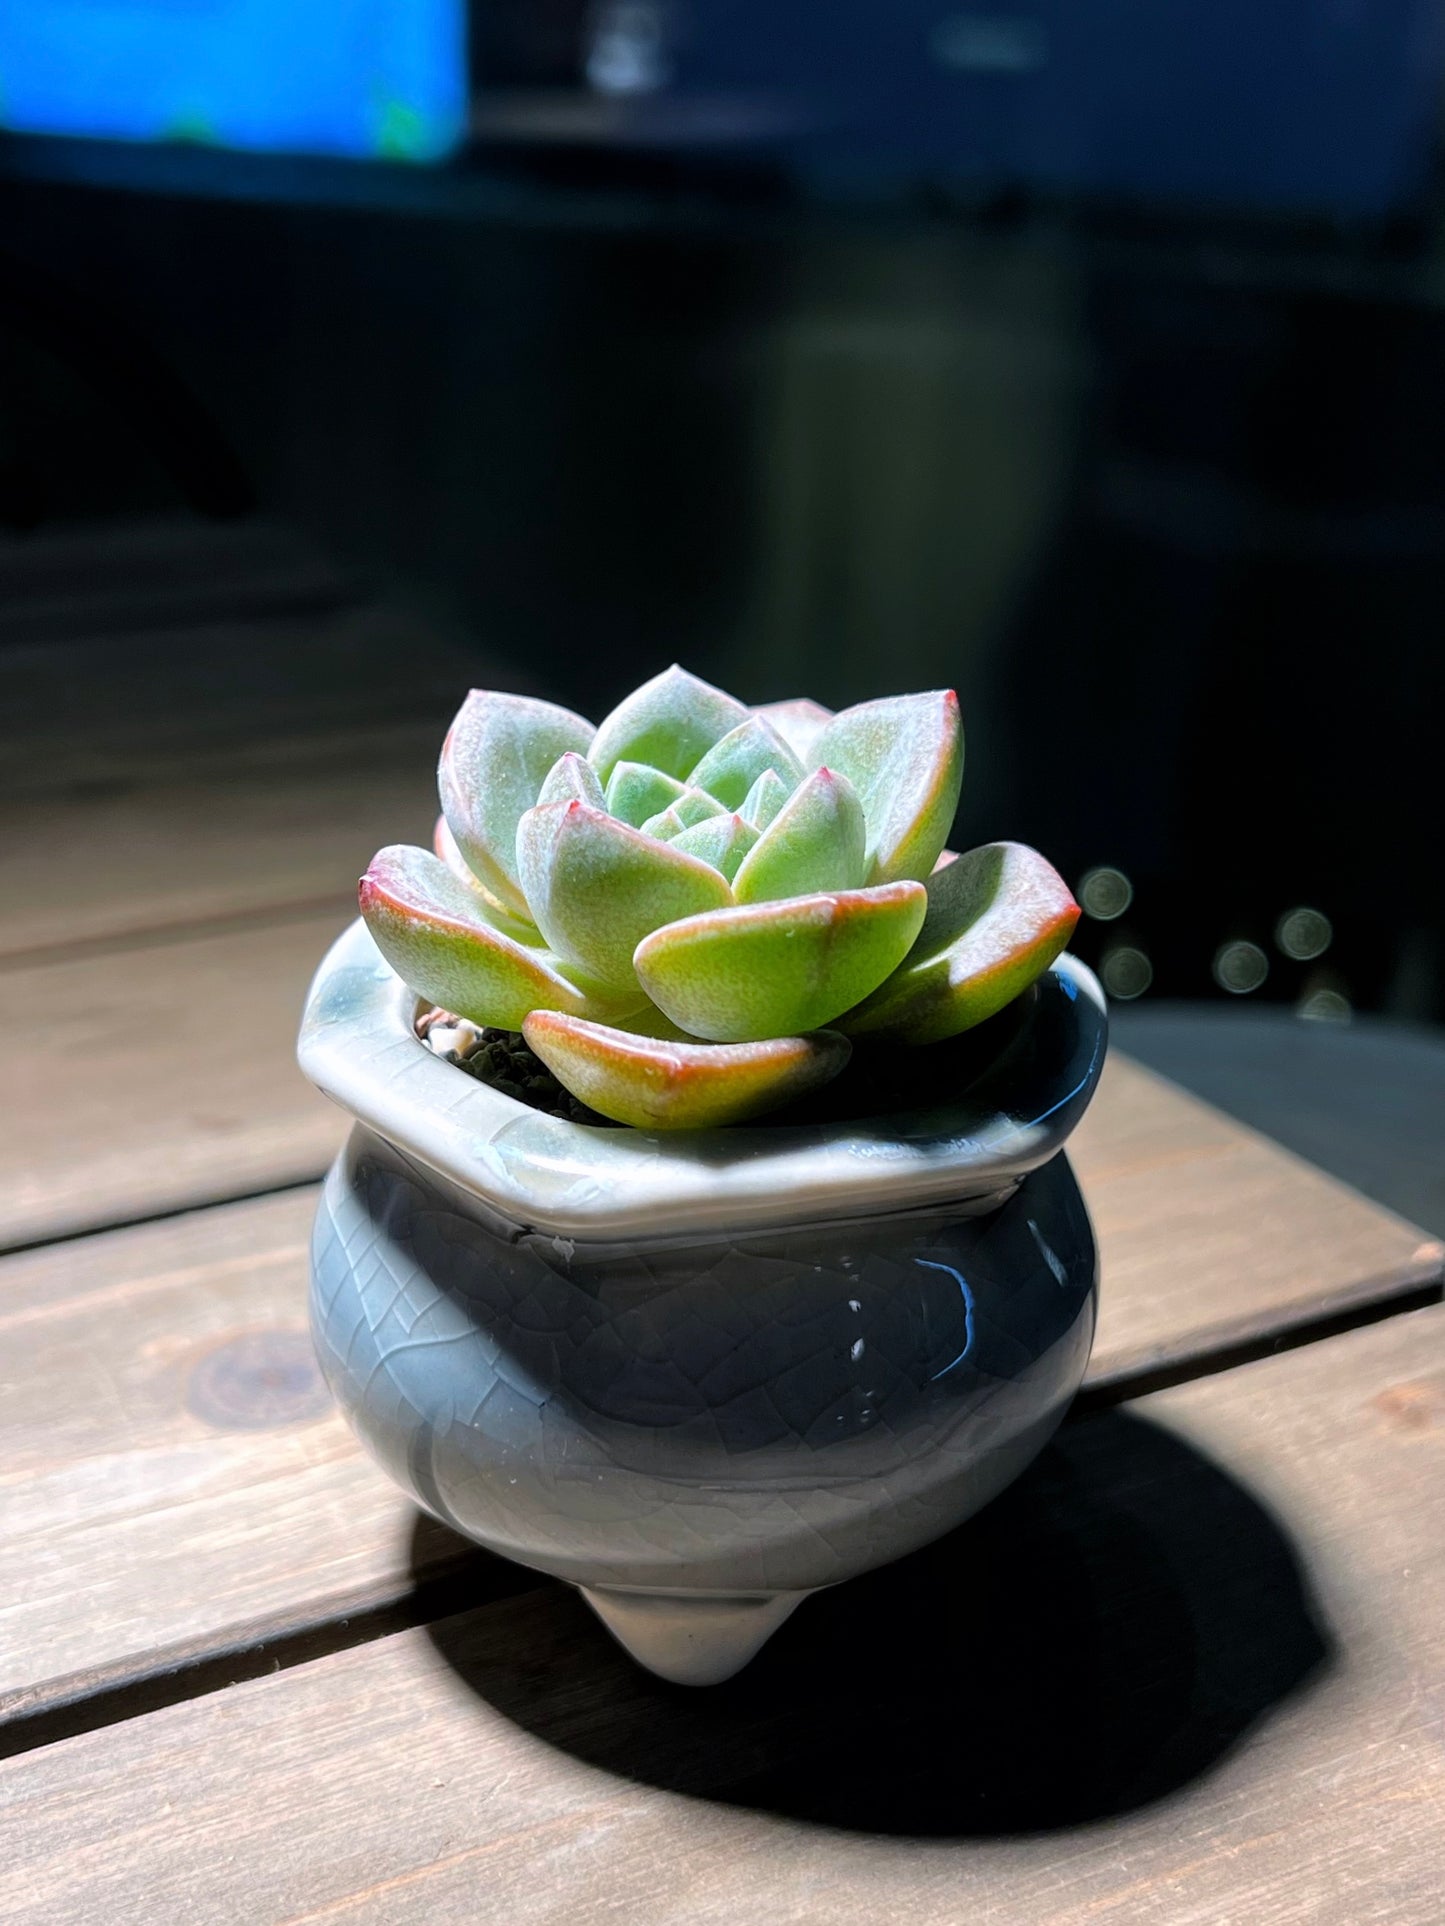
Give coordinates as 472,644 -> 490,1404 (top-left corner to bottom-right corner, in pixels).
298,919 -> 1108,1685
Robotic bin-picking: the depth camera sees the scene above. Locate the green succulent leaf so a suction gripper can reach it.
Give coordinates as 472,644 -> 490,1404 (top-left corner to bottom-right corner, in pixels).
686,717 -> 804,809
669,812 -> 759,882
739,768 -> 793,831
537,750 -> 607,810
360,845 -> 609,1031
604,761 -> 687,828
840,842 -> 1080,1045
752,697 -> 834,763
640,788 -> 727,841
732,766 -> 867,905
439,690 -> 594,916
634,881 -> 927,1042
523,1011 -> 851,1130
809,690 -> 963,885
587,664 -> 749,785
515,799 -> 733,994
383,672 -> 1068,1130
432,816 -> 547,946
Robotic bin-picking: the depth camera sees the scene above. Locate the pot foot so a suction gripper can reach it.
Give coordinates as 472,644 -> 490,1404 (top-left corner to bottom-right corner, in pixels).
579,1585 -> 809,1686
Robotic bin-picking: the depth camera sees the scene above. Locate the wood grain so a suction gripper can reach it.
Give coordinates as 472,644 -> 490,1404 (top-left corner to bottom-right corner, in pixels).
0,601 -> 494,958
3,1305 -> 1441,1926
0,538 -> 536,960
1,1075 -> 1437,1731
0,585 -> 503,1240
4,729 -> 440,960
0,913 -> 349,1249
0,1189 -> 493,1726
0,520 -> 484,793
1071,1055 -> 1444,1388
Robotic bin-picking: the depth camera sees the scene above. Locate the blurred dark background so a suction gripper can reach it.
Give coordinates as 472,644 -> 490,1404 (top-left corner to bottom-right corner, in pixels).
2,1 -> 1443,1222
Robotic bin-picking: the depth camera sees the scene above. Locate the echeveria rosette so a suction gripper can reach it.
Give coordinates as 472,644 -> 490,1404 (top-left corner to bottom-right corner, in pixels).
358,665 -> 1080,1129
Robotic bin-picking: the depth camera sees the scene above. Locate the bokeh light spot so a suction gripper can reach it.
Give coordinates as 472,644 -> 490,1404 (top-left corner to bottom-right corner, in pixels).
1298,988 -> 1352,1023
1276,906 -> 1333,961
1100,945 -> 1152,1000
1079,866 -> 1133,921
1213,941 -> 1269,995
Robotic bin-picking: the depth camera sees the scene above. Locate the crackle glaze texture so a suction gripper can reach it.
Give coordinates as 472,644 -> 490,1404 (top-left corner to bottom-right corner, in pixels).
312,1138 -> 1095,1613
300,925 -> 1106,1682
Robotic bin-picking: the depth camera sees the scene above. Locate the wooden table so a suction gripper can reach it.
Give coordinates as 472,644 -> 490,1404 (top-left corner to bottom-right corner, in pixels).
2,533 -> 1442,1922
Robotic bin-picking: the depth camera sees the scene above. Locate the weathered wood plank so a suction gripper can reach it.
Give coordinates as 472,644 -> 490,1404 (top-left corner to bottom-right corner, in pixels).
0,1189 -> 494,1728
4,731 -> 439,960
0,597 -> 501,957
0,520 -> 481,790
0,587 -> 506,1240
3,1305 -> 1441,1926
0,913 -> 349,1249
0,535 -> 530,959
0,1081 -> 1438,1732
1071,1055 -> 1444,1388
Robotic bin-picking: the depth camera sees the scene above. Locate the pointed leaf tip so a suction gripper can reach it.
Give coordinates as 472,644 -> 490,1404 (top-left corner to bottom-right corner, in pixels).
731,764 -> 866,904
669,812 -> 759,882
605,760 -> 687,828
359,844 -> 602,1031
438,689 -> 594,915
587,665 -> 749,785
739,767 -> 793,831
810,688 -> 963,885
753,697 -> 834,763
840,840 -> 1080,1044
537,751 -> 607,810
640,787 -> 727,841
687,716 -> 804,809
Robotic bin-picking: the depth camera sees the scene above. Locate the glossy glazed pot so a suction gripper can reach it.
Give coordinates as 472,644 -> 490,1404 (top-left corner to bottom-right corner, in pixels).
298,919 -> 1107,1684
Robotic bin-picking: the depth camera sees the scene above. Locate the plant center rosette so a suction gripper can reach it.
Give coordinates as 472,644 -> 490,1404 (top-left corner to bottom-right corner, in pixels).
359,666 -> 1080,1129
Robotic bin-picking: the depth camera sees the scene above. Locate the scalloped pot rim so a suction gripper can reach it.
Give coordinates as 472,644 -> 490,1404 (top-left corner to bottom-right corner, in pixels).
297,918 -> 1108,1243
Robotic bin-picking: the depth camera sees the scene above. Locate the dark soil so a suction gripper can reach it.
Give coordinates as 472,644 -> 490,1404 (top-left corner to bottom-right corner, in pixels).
415,1008 -> 617,1126
415,991 -> 1031,1133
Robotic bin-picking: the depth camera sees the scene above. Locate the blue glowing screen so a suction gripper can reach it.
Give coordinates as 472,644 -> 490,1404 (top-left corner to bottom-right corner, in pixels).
0,2 -> 466,161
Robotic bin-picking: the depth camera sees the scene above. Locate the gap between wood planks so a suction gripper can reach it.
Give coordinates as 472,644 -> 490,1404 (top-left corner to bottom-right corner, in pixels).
0,1175 -> 327,1263
0,893 -> 357,979
2,1231 -> 1437,1766
0,1561 -> 545,1764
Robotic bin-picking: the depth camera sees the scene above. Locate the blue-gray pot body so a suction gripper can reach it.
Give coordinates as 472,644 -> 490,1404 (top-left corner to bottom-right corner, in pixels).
311,1128 -> 1097,1596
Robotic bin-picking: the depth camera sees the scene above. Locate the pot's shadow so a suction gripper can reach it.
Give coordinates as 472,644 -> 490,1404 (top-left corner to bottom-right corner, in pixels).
409,1410 -> 1331,1837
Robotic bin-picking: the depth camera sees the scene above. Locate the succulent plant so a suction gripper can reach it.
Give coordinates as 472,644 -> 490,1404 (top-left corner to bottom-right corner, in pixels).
360,666 -> 1079,1130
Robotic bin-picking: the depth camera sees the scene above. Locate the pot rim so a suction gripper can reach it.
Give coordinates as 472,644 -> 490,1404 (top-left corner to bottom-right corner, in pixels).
298,918 -> 1107,1240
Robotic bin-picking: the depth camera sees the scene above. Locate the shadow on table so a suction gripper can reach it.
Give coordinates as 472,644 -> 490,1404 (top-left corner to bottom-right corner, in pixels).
411,1409 -> 1332,1836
